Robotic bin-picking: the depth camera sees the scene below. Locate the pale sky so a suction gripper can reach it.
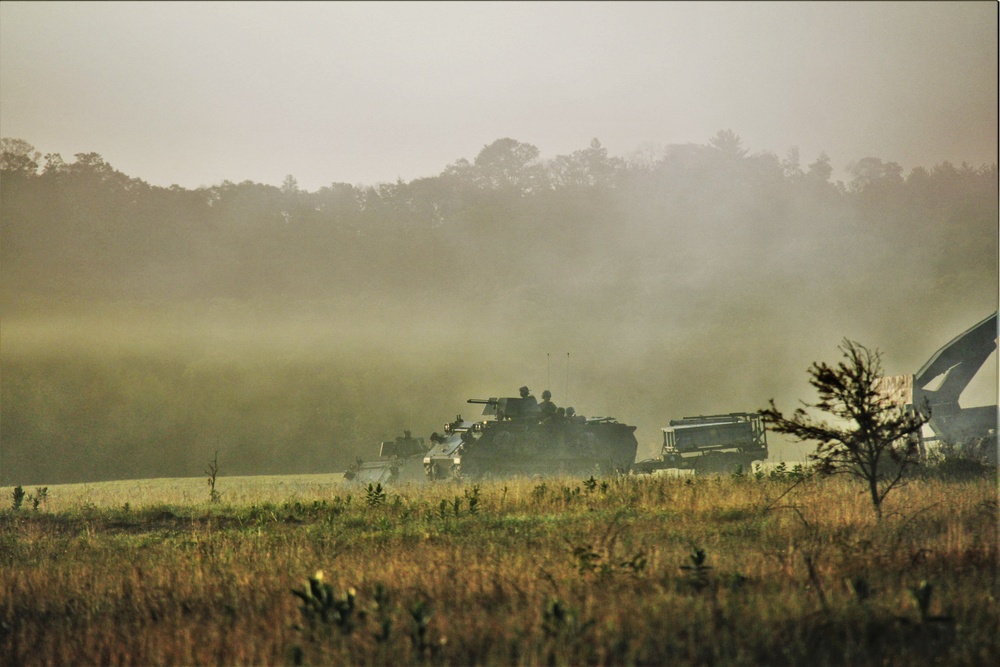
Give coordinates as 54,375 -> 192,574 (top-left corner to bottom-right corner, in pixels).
1,1 -> 996,191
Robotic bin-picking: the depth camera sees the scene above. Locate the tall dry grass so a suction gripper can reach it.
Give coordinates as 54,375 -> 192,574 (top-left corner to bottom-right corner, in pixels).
2,471 -> 997,666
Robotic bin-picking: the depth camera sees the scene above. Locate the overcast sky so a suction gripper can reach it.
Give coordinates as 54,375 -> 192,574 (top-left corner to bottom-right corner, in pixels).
1,1 -> 996,191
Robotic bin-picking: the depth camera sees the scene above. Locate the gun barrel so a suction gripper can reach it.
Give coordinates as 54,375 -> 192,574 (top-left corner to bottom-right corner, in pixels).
467,399 -> 498,405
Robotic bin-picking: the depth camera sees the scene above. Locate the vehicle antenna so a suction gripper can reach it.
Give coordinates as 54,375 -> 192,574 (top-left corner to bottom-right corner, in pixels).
546,353 -> 550,391
565,352 -> 570,404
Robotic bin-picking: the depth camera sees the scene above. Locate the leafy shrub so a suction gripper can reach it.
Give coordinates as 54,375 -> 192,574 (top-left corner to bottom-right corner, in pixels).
291,571 -> 359,635
922,437 -> 998,480
680,547 -> 712,592
10,486 -> 25,511
541,598 -> 594,640
365,483 -> 386,508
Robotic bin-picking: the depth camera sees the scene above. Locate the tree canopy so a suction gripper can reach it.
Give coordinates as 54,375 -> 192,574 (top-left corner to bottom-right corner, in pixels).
1,133 -> 995,313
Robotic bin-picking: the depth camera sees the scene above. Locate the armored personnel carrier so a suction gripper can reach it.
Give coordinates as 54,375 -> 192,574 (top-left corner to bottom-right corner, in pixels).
422,395 -> 638,480
343,431 -> 428,484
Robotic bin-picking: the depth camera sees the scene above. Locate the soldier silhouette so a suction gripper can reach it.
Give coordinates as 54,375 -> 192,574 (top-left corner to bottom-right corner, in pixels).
539,390 -> 556,417
519,386 -> 538,411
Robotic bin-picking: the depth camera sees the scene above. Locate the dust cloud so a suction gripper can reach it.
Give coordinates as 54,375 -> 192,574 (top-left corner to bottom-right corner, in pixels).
1,134 -> 996,485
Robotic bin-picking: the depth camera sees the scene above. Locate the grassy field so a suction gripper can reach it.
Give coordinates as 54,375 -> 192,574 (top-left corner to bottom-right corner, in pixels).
2,469 -> 997,666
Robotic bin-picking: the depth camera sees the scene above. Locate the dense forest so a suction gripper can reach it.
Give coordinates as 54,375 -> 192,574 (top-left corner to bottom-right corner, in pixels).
1,133 -> 997,484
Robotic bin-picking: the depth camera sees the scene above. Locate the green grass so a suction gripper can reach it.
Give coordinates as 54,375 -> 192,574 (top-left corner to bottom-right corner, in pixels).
2,471 -> 997,666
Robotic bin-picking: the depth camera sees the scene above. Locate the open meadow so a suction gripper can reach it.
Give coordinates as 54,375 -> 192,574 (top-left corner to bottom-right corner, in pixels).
2,468 -> 997,666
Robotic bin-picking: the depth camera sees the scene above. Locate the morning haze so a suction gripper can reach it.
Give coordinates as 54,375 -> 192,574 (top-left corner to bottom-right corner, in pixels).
0,2 -> 996,485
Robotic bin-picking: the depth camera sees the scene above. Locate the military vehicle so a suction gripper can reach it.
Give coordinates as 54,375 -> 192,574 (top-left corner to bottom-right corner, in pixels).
422,395 -> 638,480
911,311 -> 997,451
634,412 -> 768,474
343,431 -> 428,484
882,310 -> 998,461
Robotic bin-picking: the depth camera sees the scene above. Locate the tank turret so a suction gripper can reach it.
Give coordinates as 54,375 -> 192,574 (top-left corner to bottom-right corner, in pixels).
467,396 -> 541,421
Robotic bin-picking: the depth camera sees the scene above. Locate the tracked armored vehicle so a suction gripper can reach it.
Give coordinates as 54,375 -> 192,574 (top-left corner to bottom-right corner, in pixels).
422,395 -> 638,480
343,431 -> 428,484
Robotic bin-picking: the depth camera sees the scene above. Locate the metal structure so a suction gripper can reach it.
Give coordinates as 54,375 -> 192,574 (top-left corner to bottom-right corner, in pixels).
634,412 -> 768,474
422,396 -> 638,480
912,311 -> 998,447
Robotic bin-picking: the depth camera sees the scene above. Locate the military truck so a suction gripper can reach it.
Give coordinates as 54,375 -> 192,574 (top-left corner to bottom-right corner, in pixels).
634,412 -> 768,474
422,395 -> 638,480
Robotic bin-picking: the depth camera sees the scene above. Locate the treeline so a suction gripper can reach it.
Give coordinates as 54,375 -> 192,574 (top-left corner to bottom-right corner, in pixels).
2,132 -> 996,314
